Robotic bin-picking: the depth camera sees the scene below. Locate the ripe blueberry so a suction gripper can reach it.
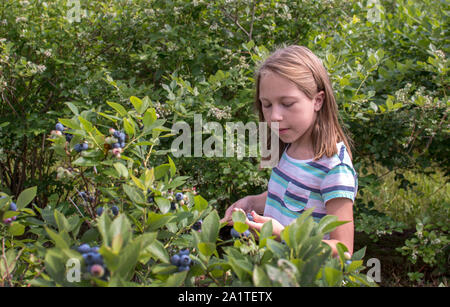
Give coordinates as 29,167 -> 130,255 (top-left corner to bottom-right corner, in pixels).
179,254 -> 191,266
55,123 -> 65,131
112,142 -> 121,149
192,220 -> 202,231
81,142 -> 89,151
230,228 -> 240,238
178,265 -> 190,272
170,254 -> 181,266
111,205 -> 119,216
77,243 -> 91,254
96,207 -> 104,216
247,213 -> 254,222
179,249 -> 189,256
74,144 -> 82,152
175,192 -> 184,201
9,202 -> 17,211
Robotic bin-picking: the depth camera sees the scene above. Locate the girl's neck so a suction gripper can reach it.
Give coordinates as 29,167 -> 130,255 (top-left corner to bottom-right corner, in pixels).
286,130 -> 315,161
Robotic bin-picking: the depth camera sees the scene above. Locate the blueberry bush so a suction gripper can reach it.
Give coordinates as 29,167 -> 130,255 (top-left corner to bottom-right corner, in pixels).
1,100 -> 373,286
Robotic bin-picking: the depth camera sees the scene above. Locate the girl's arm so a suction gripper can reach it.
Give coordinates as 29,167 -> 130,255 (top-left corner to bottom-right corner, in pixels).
247,191 -> 267,214
322,197 -> 354,256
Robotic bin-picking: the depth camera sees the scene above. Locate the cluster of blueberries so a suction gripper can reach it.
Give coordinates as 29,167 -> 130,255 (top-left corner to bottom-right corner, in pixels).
79,191 -> 94,203
110,129 -> 126,149
2,200 -> 17,225
74,142 -> 89,153
230,213 -> 253,238
170,249 -> 192,272
55,122 -> 73,143
76,243 -> 109,279
96,205 -> 119,217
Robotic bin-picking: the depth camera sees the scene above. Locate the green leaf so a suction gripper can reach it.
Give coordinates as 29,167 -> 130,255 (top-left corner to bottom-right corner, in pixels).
45,227 -> 70,250
231,210 -> 246,224
54,210 -> 70,233
123,118 -> 135,137
165,271 -> 187,287
16,186 -> 37,209
168,155 -> 176,177
143,108 -> 157,128
233,221 -> 249,233
113,162 -> 129,178
146,240 -> 170,263
107,101 -> 128,117
323,267 -> 342,286
8,223 -> 25,236
253,265 -> 271,287
201,211 -> 220,243
193,195 -> 208,212
123,184 -> 145,204
130,96 -> 143,113
78,116 -> 94,133
154,164 -> 170,180
154,197 -> 171,214
198,242 -> 216,257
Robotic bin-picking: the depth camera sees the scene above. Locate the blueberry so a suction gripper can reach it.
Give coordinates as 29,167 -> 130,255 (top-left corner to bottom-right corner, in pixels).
9,202 -> 17,211
230,228 -> 240,238
3,218 -> 12,224
74,144 -> 82,152
81,143 -> 89,151
55,123 -> 65,131
247,213 -> 254,222
120,142 -> 125,148
65,133 -> 73,142
170,254 -> 180,266
83,252 -> 96,265
112,142 -> 121,149
77,243 -> 91,254
91,253 -> 104,265
175,192 -> 184,201
170,202 -> 177,210
243,230 -> 251,237
111,205 -> 119,216
113,130 -> 121,139
118,132 -> 126,143
96,207 -> 104,216
192,220 -> 202,231
345,260 -> 352,265
90,246 -> 100,253
178,265 -> 190,272
179,249 -> 189,256
179,254 -> 191,266
147,196 -> 154,203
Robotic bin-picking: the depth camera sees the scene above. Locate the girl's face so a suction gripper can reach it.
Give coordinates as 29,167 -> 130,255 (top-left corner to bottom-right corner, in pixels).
259,72 -> 323,151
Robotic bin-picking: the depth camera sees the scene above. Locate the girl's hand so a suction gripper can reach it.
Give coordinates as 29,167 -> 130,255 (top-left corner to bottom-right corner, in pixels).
235,208 -> 285,240
220,196 -> 251,225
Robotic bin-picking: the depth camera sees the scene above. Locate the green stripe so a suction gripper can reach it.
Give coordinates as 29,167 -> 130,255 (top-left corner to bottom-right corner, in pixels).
283,157 -> 326,179
328,164 -> 355,176
323,191 -> 355,203
266,198 -> 299,219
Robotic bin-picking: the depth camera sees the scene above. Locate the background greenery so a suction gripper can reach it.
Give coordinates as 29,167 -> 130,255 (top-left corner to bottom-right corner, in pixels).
0,0 -> 448,287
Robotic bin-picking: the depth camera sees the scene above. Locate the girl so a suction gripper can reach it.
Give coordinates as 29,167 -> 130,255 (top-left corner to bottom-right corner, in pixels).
220,45 -> 357,256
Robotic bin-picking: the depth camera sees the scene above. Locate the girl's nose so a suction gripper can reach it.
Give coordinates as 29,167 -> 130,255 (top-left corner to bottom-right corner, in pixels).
270,105 -> 283,122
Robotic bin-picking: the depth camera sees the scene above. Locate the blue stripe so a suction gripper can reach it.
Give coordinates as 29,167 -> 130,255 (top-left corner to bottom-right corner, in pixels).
283,156 -> 326,179
284,190 -> 308,204
307,161 -> 331,173
321,185 -> 355,194
273,167 -> 321,194
267,192 -> 327,219
339,145 -> 345,162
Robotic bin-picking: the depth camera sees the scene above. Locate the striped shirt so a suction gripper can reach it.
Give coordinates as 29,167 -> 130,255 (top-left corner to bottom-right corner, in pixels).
263,142 -> 358,236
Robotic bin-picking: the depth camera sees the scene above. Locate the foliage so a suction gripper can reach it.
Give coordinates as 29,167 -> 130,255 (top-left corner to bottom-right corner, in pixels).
1,100 -> 373,287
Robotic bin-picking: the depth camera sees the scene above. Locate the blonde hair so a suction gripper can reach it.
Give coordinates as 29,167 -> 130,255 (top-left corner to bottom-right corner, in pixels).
254,45 -> 353,161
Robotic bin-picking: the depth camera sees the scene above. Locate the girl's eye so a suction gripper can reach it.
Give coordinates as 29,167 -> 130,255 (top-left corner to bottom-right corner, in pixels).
283,102 -> 295,107
262,104 -> 271,108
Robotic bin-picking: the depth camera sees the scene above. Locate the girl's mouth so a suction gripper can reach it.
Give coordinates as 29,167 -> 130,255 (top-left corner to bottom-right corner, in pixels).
279,128 -> 289,134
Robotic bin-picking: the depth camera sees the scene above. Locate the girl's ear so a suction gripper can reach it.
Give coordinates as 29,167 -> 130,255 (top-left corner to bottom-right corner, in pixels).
314,91 -> 325,112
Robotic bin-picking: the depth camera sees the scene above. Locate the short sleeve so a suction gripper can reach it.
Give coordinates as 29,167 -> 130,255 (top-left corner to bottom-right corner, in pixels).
320,163 -> 357,204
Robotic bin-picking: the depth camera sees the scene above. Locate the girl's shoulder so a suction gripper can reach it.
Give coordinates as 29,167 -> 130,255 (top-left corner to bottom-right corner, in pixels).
315,142 -> 355,173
